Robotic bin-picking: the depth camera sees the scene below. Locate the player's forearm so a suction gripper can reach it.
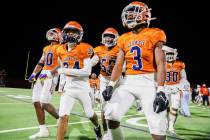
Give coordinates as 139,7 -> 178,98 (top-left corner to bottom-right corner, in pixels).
58,58 -> 91,77
33,54 -> 45,74
156,63 -> 166,86
91,55 -> 99,67
65,68 -> 91,77
33,63 -> 44,74
155,43 -> 166,86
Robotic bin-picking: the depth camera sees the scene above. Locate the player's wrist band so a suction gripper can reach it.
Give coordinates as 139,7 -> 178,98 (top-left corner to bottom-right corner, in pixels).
108,81 -> 117,87
38,62 -> 44,67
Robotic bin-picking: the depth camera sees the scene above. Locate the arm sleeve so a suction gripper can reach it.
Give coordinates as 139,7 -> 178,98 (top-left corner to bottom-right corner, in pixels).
91,55 -> 99,66
59,58 -> 91,77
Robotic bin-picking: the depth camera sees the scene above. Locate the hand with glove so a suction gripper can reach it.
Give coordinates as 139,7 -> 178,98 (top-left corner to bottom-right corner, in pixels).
153,87 -> 169,113
38,74 -> 48,80
102,86 -> 114,101
28,73 -> 36,82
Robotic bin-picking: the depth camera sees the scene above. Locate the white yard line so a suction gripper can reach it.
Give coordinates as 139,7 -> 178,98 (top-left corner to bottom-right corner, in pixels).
0,114 -> 139,134
0,120 -> 91,134
0,103 -> 28,105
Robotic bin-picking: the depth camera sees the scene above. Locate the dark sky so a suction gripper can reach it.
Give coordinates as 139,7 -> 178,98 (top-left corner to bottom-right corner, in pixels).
1,0 -> 209,86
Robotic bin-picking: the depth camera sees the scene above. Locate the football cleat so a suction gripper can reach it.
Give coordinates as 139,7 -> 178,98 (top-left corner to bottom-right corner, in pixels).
29,129 -> 49,139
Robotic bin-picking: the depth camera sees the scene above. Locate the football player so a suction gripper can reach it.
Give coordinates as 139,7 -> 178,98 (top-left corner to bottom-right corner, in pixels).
162,45 -> 188,135
89,73 -> 100,108
102,1 -> 169,140
49,21 -> 102,140
180,80 -> 191,117
28,28 -> 61,139
91,27 -> 119,139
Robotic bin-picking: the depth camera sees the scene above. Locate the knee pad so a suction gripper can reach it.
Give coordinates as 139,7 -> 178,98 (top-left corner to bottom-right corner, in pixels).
108,120 -> 120,129
170,107 -> 178,115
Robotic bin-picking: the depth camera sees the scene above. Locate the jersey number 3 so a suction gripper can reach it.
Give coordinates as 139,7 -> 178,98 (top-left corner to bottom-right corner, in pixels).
130,46 -> 142,70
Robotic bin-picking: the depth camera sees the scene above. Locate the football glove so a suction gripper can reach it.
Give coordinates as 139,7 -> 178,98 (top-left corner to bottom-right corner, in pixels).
38,74 -> 47,80
102,86 -> 113,101
28,73 -> 36,82
153,91 -> 169,113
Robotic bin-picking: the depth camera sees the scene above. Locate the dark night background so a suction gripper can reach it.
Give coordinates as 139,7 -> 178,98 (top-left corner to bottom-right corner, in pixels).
0,0 -> 209,88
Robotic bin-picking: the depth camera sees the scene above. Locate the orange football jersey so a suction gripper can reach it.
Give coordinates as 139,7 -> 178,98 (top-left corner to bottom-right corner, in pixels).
94,45 -> 119,76
58,42 -> 93,69
42,44 -> 61,70
89,78 -> 100,89
165,60 -> 185,85
56,44 -> 68,66
117,28 -> 166,75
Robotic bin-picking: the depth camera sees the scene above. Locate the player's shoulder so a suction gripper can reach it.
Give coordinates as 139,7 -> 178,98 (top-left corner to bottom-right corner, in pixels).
94,45 -> 104,52
55,44 -> 65,52
118,31 -> 132,39
145,27 -> 165,34
51,43 -> 62,50
77,42 -> 93,57
78,42 -> 93,49
174,60 -> 185,67
111,45 -> 120,52
43,44 -> 50,49
43,44 -> 51,51
175,60 -> 184,64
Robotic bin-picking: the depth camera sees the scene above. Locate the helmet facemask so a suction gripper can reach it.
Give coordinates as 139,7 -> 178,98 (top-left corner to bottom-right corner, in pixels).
121,3 -> 153,29
46,29 -> 60,42
102,33 -> 117,47
62,28 -> 83,44
166,52 -> 176,63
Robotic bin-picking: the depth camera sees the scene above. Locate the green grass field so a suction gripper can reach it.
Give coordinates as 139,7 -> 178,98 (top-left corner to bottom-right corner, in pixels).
0,87 -> 210,140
